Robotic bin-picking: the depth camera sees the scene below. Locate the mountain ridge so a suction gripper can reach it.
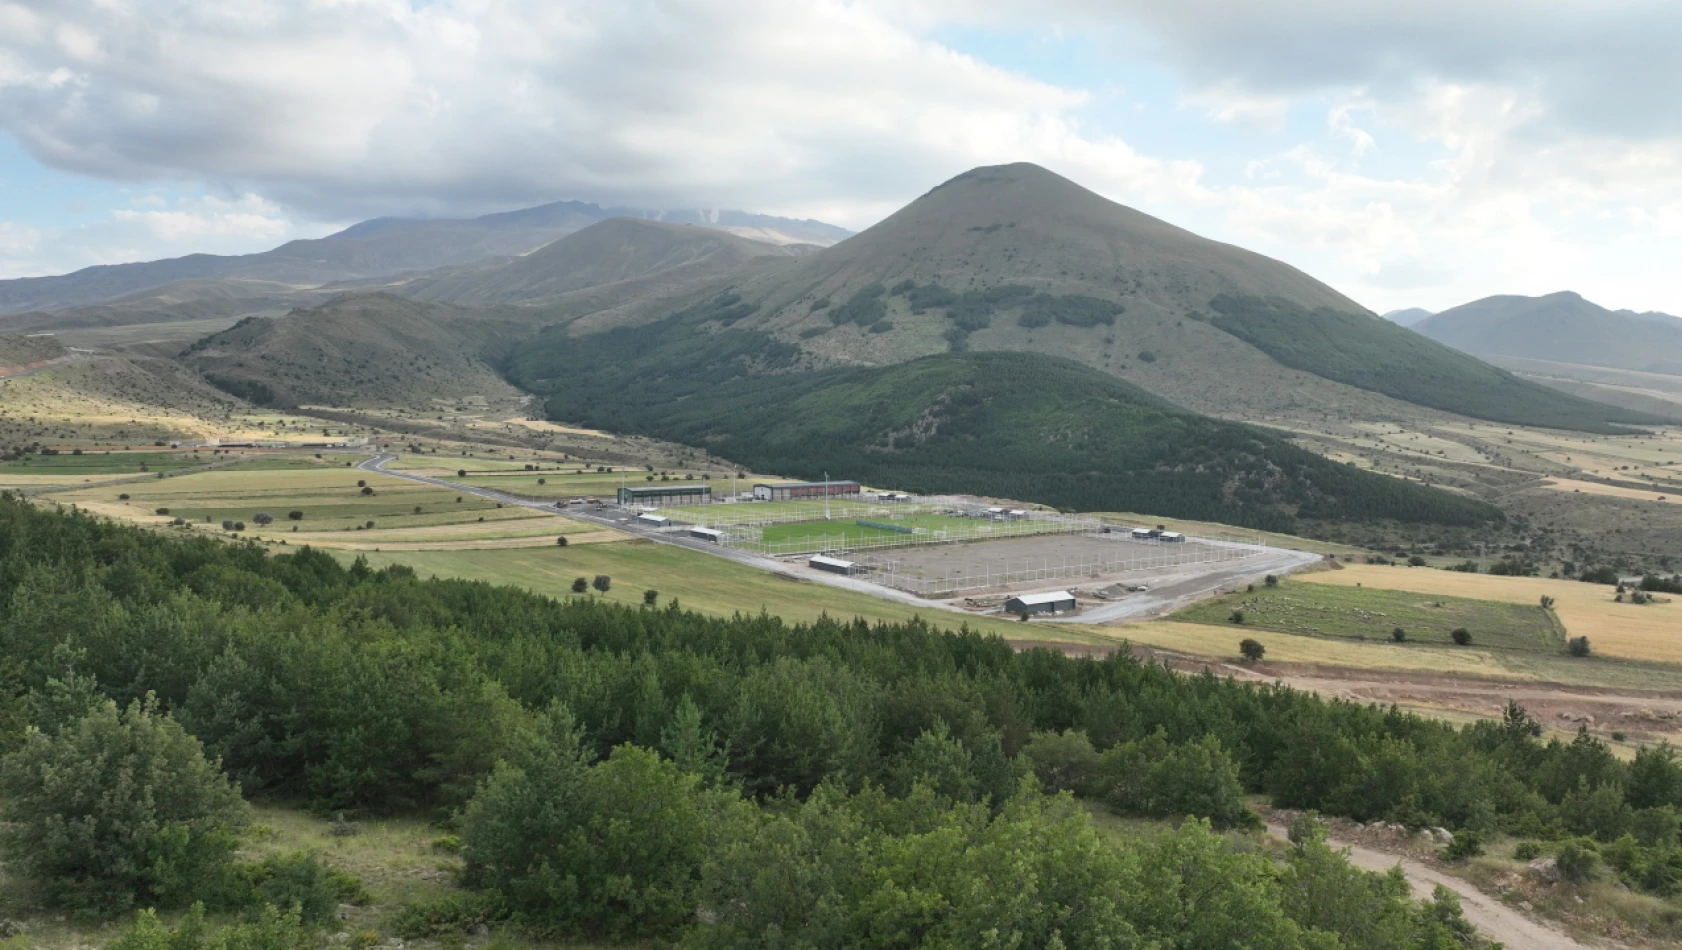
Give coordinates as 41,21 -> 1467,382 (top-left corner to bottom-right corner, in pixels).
1416,291 -> 1682,377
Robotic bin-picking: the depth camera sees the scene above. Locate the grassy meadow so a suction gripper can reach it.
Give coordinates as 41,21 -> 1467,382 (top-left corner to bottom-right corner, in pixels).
1176,583 -> 1563,651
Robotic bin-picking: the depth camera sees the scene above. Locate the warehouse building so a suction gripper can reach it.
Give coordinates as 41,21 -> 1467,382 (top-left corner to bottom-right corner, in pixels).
617,484 -> 711,507
753,480 -> 861,502
808,554 -> 860,575
1004,591 -> 1077,616
637,512 -> 673,527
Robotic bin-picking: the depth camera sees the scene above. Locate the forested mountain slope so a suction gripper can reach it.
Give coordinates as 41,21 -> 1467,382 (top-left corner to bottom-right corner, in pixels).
508,308 -> 1501,532
691,162 -> 1652,432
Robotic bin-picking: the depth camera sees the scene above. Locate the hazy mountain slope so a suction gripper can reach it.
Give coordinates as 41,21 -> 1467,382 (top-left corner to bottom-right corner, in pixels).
0,201 -> 850,314
508,313 -> 1501,531
181,294 -> 530,408
0,278 -> 336,338
1416,292 -> 1682,377
400,218 -> 798,306
1382,308 -> 1433,326
698,162 -> 1649,433
0,334 -> 67,368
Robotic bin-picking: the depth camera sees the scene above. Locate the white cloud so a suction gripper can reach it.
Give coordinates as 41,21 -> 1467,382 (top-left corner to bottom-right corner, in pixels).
1,0 -> 1681,313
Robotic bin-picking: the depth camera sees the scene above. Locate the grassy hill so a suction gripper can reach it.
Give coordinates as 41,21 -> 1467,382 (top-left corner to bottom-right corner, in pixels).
182,294 -> 532,409
1416,291 -> 1682,377
696,162 -> 1651,433
508,312 -> 1502,532
399,218 -> 800,306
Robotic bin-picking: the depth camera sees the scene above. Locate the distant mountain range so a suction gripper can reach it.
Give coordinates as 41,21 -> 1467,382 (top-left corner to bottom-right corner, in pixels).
1381,308 -> 1433,327
1413,291 -> 1682,377
0,201 -> 850,314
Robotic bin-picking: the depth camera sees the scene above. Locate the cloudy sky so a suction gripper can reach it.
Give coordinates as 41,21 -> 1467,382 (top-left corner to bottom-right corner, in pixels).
3,0 -> 1681,314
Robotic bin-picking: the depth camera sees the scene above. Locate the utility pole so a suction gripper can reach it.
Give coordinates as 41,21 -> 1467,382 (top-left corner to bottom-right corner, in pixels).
824,470 -> 831,521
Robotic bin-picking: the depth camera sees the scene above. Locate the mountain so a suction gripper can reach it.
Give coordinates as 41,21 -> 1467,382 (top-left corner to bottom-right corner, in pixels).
596,162 -> 1651,433
181,294 -> 532,408
507,324 -> 1501,531
1416,291 -> 1682,377
395,218 -> 801,306
1618,308 -> 1682,327
0,201 -> 850,314
1382,308 -> 1433,327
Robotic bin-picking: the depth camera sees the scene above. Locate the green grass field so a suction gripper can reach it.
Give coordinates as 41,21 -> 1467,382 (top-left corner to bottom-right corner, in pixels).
756,513 -> 975,547
0,450 -> 206,475
1174,581 -> 1564,652
348,540 -> 1120,646
445,471 -> 702,500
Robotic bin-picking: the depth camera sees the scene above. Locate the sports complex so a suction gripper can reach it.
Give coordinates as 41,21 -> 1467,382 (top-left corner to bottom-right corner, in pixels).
620,481 -> 1269,600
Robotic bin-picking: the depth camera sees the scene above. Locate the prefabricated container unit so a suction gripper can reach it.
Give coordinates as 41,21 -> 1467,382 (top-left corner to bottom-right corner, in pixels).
1160,532 -> 1186,543
690,527 -> 723,542
1003,591 -> 1077,615
1006,509 -> 1028,520
808,554 -> 860,575
637,513 -> 672,527
1130,528 -> 1155,540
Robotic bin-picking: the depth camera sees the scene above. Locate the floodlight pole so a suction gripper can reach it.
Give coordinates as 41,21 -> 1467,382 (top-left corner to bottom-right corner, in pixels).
824,470 -> 831,521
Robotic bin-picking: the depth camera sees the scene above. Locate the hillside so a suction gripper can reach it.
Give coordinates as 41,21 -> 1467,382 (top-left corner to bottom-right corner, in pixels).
1416,291 -> 1682,377
181,294 -> 530,408
509,313 -> 1502,532
0,333 -> 67,369
399,218 -> 799,306
1382,308 -> 1433,326
0,201 -> 849,314
688,163 -> 1651,433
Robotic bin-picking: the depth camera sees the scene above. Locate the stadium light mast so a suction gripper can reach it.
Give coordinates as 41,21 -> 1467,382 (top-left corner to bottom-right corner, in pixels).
824,470 -> 831,521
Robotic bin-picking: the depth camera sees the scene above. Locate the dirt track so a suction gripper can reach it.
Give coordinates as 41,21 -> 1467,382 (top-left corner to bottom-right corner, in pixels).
1263,822 -> 1605,950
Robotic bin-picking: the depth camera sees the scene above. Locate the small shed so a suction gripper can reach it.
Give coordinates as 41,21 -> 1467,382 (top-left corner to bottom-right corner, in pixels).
1004,591 -> 1077,616
1160,531 -> 1186,543
690,527 -> 723,543
809,554 -> 860,575
1006,509 -> 1028,520
637,512 -> 672,527
1130,528 -> 1155,540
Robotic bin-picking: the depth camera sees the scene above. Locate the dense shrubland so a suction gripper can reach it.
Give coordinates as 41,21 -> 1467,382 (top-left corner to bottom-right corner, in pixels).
2,497 -> 1678,944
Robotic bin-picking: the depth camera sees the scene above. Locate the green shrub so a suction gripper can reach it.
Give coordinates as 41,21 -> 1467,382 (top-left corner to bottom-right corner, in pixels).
1568,636 -> 1592,657
1513,841 -> 1542,861
110,904 -> 313,950
462,711 -> 746,939
1239,639 -> 1265,662
1442,830 -> 1483,861
389,891 -> 507,939
1391,627 -> 1407,642
1556,838 -> 1600,882
1229,609 -> 1245,624
0,699 -> 249,914
1451,628 -> 1472,645
236,852 -> 368,924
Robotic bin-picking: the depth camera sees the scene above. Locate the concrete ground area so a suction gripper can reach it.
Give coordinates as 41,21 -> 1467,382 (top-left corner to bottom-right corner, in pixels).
854,532 -> 1248,595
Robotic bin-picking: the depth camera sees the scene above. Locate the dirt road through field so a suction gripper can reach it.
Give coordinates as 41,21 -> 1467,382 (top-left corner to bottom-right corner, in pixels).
1263,822 -> 1605,949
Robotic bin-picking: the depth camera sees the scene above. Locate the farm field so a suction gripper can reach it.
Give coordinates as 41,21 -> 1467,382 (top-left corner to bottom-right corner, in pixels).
347,540 -> 1120,645
1301,564 -> 1682,664
444,470 -> 699,500
1176,583 -> 1563,651
0,449 -> 206,475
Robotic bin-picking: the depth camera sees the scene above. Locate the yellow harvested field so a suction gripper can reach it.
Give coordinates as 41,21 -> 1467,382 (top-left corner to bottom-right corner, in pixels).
0,473 -> 131,487
1541,477 -> 1678,502
1300,565 -> 1682,663
497,417 -> 612,437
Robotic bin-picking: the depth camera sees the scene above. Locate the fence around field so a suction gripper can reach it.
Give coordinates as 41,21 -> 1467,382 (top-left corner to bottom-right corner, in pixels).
856,537 -> 1267,598
671,496 -> 1104,557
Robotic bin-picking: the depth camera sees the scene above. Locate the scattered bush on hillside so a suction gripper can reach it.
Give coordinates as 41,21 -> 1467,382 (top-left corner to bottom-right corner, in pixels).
252,513 -> 273,526
571,577 -> 588,593
1240,639 -> 1265,662
0,699 -> 249,914
1579,566 -> 1620,585
1451,628 -> 1472,646
1568,636 -> 1592,657
286,511 -> 303,521
592,575 -> 612,593
110,904 -> 313,950
1391,627 -> 1407,642
831,283 -> 887,326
